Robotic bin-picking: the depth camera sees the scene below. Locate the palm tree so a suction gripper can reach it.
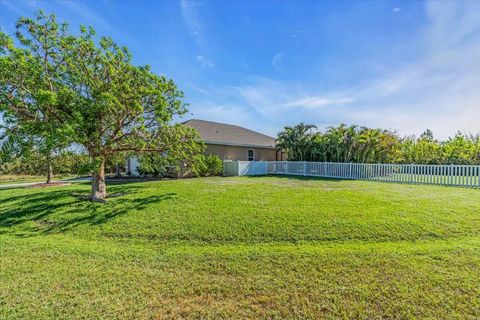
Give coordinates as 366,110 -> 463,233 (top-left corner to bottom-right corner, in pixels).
278,123 -> 404,164
277,126 -> 297,160
277,123 -> 317,161
357,128 -> 381,163
325,124 -> 349,162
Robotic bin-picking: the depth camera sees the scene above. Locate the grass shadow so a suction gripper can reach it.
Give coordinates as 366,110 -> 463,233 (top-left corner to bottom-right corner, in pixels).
0,182 -> 176,237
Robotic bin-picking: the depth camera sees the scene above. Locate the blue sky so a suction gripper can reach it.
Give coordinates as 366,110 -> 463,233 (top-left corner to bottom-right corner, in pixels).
1,0 -> 479,139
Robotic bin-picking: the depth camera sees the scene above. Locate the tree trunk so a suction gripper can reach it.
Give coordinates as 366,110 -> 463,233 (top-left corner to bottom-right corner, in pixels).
115,163 -> 121,178
91,159 -> 107,202
46,158 -> 53,184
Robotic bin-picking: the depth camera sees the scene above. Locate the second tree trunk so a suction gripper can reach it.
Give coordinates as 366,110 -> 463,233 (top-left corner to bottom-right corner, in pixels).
91,159 -> 107,201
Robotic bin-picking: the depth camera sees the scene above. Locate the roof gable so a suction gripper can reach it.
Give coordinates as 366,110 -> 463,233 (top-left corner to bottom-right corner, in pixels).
183,119 -> 276,149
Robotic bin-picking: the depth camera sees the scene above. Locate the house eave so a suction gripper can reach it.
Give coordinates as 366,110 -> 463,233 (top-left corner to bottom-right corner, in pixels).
204,140 -> 276,150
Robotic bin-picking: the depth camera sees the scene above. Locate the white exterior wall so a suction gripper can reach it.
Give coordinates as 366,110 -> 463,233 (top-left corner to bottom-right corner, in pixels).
126,157 -> 140,176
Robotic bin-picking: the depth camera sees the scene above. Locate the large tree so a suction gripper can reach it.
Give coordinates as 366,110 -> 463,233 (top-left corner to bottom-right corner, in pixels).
1,12 -> 202,200
61,23 -> 199,201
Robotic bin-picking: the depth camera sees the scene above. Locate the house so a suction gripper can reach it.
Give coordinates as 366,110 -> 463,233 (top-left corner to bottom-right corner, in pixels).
183,119 -> 285,161
126,119 -> 285,176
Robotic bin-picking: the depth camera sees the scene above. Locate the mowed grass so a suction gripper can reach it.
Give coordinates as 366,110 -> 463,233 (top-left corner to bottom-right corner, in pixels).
0,174 -> 76,185
0,174 -> 47,185
0,176 -> 479,319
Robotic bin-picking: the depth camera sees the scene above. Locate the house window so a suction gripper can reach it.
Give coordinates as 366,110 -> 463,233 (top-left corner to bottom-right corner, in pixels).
248,149 -> 255,161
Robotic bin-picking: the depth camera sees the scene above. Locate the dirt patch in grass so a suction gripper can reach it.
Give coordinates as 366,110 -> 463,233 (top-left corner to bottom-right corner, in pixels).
26,182 -> 71,188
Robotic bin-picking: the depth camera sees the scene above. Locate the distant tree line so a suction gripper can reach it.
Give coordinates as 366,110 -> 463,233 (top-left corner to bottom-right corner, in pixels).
0,146 -> 121,177
277,124 -> 480,165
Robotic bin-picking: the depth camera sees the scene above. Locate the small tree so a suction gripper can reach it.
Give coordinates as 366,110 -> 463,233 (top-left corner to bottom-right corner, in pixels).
0,13 -> 74,183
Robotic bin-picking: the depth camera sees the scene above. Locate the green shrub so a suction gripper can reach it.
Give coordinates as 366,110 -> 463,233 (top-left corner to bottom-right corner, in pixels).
137,153 -> 169,176
204,154 -> 223,176
190,154 -> 223,177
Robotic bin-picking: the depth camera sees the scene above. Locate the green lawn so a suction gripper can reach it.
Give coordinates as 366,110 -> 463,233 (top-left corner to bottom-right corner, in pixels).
0,174 -> 77,185
0,176 -> 479,319
0,174 -> 47,185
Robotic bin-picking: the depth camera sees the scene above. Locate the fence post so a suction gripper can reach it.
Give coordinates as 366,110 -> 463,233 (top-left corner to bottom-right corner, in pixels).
410,164 -> 413,184
478,166 -> 480,187
449,164 -> 453,186
303,161 -> 306,176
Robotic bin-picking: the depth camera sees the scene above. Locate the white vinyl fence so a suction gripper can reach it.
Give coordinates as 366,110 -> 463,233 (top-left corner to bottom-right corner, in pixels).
225,161 -> 480,188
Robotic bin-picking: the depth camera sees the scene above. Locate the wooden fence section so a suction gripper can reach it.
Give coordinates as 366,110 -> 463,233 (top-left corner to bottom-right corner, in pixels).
226,161 -> 480,188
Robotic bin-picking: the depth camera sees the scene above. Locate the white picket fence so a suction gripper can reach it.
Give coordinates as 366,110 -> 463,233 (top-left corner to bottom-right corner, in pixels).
224,161 -> 480,188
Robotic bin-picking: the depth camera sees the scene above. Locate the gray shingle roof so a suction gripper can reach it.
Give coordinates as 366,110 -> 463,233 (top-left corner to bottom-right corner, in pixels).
183,119 -> 276,149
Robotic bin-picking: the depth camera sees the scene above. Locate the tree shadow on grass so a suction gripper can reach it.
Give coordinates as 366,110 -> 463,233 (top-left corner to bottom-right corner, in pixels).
245,174 -> 347,182
0,183 -> 176,237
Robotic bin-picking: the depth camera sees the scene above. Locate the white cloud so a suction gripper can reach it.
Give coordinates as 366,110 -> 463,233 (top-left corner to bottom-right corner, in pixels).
272,52 -> 284,70
229,77 -> 354,116
180,0 -> 204,45
1,0 -> 118,36
195,55 -> 214,68
55,0 -> 118,33
255,1 -> 480,138
241,57 -> 250,71
186,1 -> 480,139
424,1 -> 480,51
186,82 -> 210,95
393,7 -> 401,12
286,97 -> 354,108
333,1 -> 480,138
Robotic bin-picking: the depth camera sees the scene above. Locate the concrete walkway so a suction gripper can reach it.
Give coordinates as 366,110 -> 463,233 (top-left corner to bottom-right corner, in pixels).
0,177 -> 91,189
